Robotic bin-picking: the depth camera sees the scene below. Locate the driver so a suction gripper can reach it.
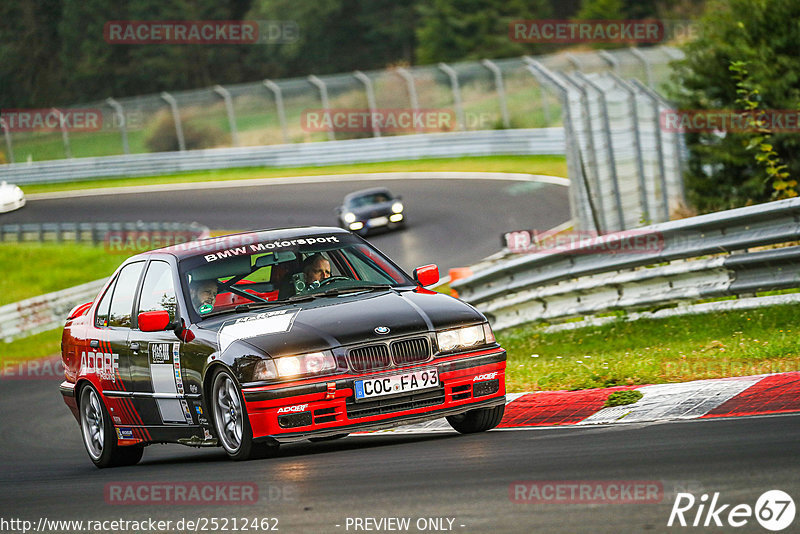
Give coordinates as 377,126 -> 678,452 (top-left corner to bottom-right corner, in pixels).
189,278 -> 218,314
302,254 -> 331,287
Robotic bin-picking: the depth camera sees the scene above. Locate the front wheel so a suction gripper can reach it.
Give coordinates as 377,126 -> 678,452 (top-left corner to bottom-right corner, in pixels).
79,385 -> 143,468
446,404 -> 505,434
210,368 -> 277,461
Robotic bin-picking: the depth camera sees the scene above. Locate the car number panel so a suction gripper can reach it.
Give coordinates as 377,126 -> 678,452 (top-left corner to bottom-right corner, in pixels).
354,368 -> 439,401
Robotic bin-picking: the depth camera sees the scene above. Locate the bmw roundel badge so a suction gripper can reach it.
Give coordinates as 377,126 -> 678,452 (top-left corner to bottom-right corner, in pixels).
374,326 -> 390,335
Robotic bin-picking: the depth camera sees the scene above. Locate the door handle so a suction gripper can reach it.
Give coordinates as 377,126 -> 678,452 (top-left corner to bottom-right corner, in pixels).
89,339 -> 99,348
130,342 -> 140,352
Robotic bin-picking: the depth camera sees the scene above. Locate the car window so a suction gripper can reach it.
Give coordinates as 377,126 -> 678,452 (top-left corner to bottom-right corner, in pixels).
107,261 -> 145,328
94,277 -> 117,328
137,260 -> 178,322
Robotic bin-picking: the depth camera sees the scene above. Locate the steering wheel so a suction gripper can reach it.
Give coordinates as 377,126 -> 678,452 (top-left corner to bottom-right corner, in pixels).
317,276 -> 350,287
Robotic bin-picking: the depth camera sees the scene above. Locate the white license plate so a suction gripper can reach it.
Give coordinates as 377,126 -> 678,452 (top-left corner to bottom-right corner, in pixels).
368,216 -> 389,227
354,368 -> 439,400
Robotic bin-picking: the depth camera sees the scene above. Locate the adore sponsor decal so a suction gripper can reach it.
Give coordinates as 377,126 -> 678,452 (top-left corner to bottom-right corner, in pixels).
277,404 -> 308,414
80,351 -> 120,382
473,372 -> 498,382
667,490 -> 796,530
510,480 -> 663,504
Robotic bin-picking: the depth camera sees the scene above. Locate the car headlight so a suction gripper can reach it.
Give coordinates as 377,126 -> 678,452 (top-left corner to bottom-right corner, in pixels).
391,202 -> 404,213
273,351 -> 336,378
253,359 -> 277,381
436,323 -> 495,353
343,212 -> 357,223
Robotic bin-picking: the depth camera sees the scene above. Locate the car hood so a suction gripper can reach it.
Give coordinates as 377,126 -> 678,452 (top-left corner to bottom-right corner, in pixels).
201,289 -> 483,357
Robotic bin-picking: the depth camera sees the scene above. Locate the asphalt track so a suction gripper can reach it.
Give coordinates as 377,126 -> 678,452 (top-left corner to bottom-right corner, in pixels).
1,375 -> 800,533
3,177 -> 800,532
1,177 -> 571,273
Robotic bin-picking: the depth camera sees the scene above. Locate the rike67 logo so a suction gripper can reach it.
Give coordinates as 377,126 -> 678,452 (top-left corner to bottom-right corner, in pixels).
668,490 -> 795,531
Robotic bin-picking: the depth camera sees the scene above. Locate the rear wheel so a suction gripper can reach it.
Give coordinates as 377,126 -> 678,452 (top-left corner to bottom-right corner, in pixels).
446,404 -> 505,434
79,385 -> 143,468
210,368 -> 277,461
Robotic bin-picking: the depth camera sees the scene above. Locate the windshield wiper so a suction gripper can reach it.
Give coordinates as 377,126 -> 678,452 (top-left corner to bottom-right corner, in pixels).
316,284 -> 394,297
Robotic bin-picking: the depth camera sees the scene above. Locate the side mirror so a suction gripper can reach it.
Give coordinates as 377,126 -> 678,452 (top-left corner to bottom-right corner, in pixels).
413,264 -> 439,287
138,310 -> 172,332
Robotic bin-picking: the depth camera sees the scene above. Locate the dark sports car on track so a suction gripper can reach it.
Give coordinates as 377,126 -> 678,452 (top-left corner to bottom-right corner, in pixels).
336,187 -> 406,235
60,227 -> 507,467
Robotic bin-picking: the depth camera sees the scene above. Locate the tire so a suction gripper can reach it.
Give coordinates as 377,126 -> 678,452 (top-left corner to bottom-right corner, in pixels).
446,403 -> 505,434
79,385 -> 143,468
210,368 -> 277,461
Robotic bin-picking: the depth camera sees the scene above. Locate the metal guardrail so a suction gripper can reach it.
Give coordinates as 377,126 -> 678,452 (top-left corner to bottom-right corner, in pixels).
0,221 -> 210,244
0,278 -> 107,342
452,197 -> 800,331
0,128 -> 566,185
0,221 -> 210,341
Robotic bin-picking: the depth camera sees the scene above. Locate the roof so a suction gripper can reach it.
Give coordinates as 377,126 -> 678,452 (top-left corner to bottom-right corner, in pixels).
141,226 -> 352,260
343,187 -> 394,202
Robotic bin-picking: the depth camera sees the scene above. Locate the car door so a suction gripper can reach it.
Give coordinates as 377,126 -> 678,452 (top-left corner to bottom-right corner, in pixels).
127,259 -> 194,427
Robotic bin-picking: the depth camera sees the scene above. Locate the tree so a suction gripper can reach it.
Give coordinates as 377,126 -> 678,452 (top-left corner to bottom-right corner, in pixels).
415,0 -> 553,65
669,0 -> 800,212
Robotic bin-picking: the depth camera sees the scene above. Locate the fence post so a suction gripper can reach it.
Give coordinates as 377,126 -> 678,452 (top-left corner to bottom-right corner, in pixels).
481,59 -> 511,129
598,50 -> 619,73
51,108 -> 72,159
308,75 -> 335,141
558,73 -> 607,233
629,47 -> 654,88
572,74 -> 624,230
0,117 -> 13,163
630,78 -> 687,209
263,80 -> 289,144
354,71 -> 381,137
160,92 -> 186,151
525,59 -> 601,232
565,53 -> 583,72
213,85 -> 240,147
596,71 -> 651,224
105,98 -> 130,155
395,67 -> 422,134
438,62 -> 466,131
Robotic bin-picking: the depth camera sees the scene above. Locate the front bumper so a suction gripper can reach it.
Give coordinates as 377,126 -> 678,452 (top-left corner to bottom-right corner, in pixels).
242,349 -> 506,442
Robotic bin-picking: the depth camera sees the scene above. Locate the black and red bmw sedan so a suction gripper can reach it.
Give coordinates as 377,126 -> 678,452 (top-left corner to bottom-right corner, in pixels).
60,227 -> 506,467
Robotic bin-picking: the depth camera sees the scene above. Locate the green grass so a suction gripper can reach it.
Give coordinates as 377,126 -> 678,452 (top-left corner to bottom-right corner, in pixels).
20,155 -> 568,195
0,242 -> 122,305
1,328 -> 62,364
498,304 -> 800,392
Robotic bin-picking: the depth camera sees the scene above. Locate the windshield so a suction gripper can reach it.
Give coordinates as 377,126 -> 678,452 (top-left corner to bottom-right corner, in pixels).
178,233 -> 413,319
347,192 -> 392,207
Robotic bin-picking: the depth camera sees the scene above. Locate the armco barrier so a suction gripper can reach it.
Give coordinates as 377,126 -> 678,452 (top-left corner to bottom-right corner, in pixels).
452,197 -> 800,330
0,278 -> 106,342
0,221 -> 209,244
0,129 -> 566,185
